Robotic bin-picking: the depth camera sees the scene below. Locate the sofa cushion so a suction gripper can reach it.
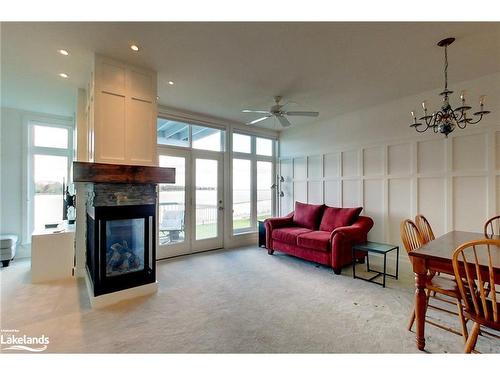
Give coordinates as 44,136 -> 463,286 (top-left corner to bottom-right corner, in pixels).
297,231 -> 331,252
272,227 -> 312,245
293,202 -> 324,230
319,206 -> 363,232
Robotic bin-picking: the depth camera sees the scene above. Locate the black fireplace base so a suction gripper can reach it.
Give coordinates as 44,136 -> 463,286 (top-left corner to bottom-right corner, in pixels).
86,204 -> 156,297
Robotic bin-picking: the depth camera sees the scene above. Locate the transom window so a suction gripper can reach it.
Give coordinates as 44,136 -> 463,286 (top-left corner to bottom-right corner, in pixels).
157,118 -> 225,151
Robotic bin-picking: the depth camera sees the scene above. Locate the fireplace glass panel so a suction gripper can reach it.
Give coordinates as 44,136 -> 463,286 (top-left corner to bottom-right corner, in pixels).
106,218 -> 145,277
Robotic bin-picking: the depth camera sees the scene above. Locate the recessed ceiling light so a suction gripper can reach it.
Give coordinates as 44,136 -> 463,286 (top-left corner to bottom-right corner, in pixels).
168,81 -> 174,85
58,49 -> 69,56
130,44 -> 139,52
59,73 -> 69,78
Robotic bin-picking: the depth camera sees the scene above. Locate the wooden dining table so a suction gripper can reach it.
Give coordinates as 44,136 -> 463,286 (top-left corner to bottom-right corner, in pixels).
408,230 -> 500,351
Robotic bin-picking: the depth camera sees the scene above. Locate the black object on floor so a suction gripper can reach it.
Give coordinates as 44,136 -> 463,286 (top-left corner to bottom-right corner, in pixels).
258,220 -> 266,247
352,241 -> 399,288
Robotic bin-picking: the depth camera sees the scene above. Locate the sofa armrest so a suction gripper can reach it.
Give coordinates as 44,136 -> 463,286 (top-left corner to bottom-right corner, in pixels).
329,216 -> 374,270
264,212 -> 294,248
330,216 -> 374,241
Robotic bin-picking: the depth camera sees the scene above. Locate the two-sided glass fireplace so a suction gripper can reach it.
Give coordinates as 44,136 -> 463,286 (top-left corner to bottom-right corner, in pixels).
86,204 -> 156,296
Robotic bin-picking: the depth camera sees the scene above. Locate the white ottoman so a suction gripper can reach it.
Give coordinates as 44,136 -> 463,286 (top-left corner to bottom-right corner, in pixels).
0,234 -> 17,267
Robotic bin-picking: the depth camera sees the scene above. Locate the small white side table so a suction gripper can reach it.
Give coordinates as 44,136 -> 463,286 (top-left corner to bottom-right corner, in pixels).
31,222 -> 75,283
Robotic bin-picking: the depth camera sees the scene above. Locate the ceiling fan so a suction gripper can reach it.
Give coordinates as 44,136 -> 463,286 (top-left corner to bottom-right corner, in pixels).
242,96 -> 319,128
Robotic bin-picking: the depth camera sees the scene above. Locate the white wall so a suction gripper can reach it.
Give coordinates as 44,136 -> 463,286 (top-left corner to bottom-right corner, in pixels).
0,107 -> 74,256
279,73 -> 500,246
1,108 -> 24,239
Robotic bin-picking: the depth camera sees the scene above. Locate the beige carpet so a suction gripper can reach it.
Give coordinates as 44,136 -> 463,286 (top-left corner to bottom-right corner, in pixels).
1,246 -> 498,353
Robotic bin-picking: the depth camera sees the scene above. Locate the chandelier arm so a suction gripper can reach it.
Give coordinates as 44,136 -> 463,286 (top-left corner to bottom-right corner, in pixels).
465,113 -> 484,125
414,125 -> 429,133
452,110 -> 467,129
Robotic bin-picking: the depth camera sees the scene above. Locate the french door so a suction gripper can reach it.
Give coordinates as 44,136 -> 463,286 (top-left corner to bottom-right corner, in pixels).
157,148 -> 224,259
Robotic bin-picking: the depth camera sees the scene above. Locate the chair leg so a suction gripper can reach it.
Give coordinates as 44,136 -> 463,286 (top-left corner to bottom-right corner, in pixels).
408,289 -> 430,331
407,308 -> 416,331
464,322 -> 480,353
424,289 -> 431,315
456,299 -> 468,343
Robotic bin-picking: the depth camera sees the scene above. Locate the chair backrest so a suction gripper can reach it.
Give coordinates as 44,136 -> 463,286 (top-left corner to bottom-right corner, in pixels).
484,215 -> 500,238
160,210 -> 184,230
415,214 -> 435,244
400,219 -> 424,261
452,239 -> 500,326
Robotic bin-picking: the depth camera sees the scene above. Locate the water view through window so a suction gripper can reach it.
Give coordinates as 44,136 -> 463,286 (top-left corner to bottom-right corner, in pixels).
158,155 -> 186,246
33,154 -> 68,230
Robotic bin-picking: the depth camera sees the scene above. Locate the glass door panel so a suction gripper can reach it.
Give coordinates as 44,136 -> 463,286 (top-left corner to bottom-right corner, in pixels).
159,155 -> 186,245
157,149 -> 223,258
195,159 -> 219,240
192,153 -> 223,251
157,151 -> 190,259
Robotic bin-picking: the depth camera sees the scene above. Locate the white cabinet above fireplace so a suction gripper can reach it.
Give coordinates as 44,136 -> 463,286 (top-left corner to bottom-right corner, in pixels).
88,55 -> 158,166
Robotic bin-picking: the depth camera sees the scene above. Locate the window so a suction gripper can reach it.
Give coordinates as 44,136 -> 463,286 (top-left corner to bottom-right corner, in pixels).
257,161 -> 273,220
34,125 -> 68,149
157,117 -> 224,151
232,133 -> 275,234
192,125 -> 224,152
232,133 -> 251,153
256,137 -> 273,156
233,159 -> 252,231
28,121 -> 73,237
157,118 -> 189,147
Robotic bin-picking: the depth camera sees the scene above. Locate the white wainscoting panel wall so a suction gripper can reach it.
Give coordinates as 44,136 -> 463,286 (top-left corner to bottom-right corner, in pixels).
279,126 -> 500,246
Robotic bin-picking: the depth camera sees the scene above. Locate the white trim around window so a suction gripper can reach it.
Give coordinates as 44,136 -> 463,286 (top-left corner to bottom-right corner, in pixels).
231,132 -> 276,235
23,115 -> 74,243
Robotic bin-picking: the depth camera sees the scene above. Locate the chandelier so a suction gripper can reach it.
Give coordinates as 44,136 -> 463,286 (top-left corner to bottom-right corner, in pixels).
409,37 -> 490,137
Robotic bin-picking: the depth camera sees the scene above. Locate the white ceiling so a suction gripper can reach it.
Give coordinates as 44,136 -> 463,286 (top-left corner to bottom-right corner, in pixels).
1,22 -> 499,129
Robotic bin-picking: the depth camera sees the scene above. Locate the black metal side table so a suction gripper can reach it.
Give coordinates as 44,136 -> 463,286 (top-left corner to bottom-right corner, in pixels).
258,220 -> 266,247
352,241 -> 399,288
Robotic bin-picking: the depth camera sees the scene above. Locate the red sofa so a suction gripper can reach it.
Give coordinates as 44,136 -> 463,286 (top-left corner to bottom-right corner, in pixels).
264,202 -> 374,274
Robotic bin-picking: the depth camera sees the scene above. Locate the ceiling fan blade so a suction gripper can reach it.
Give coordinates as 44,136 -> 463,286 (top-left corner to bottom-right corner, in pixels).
247,115 -> 271,125
277,116 -> 291,128
242,109 -> 271,114
285,111 -> 319,117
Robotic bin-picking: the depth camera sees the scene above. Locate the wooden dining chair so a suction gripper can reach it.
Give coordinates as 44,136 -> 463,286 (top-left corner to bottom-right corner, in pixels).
400,219 -> 468,341
415,214 -> 435,244
484,215 -> 500,238
452,239 -> 500,353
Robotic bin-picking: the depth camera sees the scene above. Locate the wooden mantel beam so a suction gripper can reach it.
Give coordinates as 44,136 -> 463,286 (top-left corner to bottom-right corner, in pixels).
73,162 -> 175,184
